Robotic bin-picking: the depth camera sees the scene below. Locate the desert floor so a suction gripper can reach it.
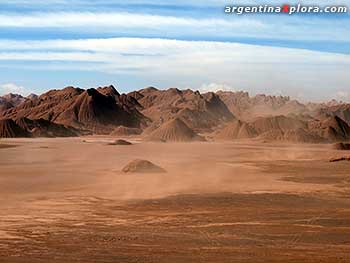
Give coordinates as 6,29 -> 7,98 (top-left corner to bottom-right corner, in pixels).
0,137 -> 350,262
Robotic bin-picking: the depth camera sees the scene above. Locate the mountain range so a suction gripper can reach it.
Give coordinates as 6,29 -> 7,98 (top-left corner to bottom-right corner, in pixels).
1,85 -> 350,143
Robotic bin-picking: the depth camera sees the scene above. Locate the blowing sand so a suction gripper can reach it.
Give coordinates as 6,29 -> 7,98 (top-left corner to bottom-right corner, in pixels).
0,137 -> 349,262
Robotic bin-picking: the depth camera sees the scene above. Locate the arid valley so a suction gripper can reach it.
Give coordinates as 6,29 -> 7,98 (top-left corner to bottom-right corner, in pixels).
1,0 -> 350,261
1,86 -> 350,262
0,138 -> 350,262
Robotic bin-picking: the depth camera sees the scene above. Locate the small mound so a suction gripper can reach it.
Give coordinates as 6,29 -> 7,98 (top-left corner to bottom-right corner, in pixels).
0,119 -> 30,138
147,118 -> 205,142
333,143 -> 350,150
122,159 -> 166,173
110,126 -> 142,136
108,139 -> 132,145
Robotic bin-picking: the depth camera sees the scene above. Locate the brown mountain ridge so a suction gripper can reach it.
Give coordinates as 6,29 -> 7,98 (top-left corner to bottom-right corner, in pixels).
1,85 -> 350,143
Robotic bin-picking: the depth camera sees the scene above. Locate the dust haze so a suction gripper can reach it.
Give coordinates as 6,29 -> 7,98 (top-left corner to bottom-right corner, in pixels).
1,137 -> 350,262
1,87 -> 350,262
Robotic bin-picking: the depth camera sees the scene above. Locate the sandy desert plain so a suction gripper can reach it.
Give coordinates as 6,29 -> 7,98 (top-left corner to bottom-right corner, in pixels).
0,136 -> 350,263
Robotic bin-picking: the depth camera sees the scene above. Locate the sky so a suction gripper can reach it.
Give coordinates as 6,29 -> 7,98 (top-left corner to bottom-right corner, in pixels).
0,0 -> 349,102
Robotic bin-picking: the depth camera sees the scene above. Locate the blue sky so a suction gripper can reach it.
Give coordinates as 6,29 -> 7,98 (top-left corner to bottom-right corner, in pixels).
0,0 -> 349,101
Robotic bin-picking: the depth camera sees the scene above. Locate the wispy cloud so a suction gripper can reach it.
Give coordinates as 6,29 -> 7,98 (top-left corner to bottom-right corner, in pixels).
1,37 -> 349,65
0,1 -> 348,102
2,0 -> 349,7
0,12 -> 263,29
0,51 -> 112,62
0,37 -> 349,101
0,12 -> 349,42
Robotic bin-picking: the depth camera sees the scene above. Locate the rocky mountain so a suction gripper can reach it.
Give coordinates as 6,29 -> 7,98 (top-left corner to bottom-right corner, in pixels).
1,86 -> 147,135
315,104 -> 350,125
251,115 -> 307,134
215,120 -> 257,140
15,117 -> 78,137
308,116 -> 350,142
0,119 -> 30,138
26,93 -> 39,100
129,87 -> 234,132
146,118 -> 205,142
0,93 -> 27,112
214,114 -> 350,143
1,85 -> 350,143
257,128 -> 325,143
217,91 -> 308,121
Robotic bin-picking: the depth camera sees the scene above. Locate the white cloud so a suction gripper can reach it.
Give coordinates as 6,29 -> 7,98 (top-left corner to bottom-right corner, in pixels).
0,12 -> 349,41
0,0 -> 228,5
0,52 -> 112,62
0,37 -> 349,63
2,0 -> 349,8
335,91 -> 350,101
0,12 -> 264,32
199,83 -> 235,92
0,83 -> 26,95
0,37 -> 349,101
